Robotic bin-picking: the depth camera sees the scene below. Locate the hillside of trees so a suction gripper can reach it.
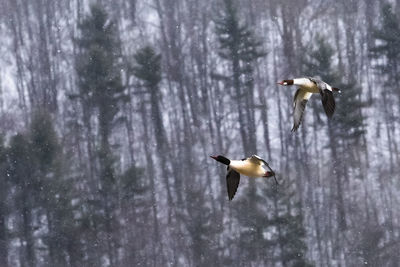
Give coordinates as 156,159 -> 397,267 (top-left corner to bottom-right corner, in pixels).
0,0 -> 400,266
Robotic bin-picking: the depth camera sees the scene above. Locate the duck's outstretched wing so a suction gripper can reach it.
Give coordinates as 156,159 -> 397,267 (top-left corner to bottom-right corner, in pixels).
247,155 -> 263,165
292,89 -> 312,132
226,167 -> 240,201
320,89 -> 336,118
249,155 -> 279,185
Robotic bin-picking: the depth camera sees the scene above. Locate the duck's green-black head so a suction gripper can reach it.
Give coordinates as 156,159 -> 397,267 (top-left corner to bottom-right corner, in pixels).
210,155 -> 230,165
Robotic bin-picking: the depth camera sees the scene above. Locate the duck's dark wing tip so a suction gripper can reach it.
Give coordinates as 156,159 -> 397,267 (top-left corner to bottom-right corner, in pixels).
321,89 -> 336,118
226,167 -> 240,201
291,114 -> 303,132
292,89 -> 310,132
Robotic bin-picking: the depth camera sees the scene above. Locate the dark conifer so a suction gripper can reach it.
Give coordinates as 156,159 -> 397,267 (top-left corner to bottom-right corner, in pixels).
0,136 -> 9,267
214,0 -> 265,155
75,4 -> 127,265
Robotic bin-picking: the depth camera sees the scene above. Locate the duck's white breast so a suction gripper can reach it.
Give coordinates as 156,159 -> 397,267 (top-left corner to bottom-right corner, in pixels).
230,160 -> 265,177
294,78 -> 319,93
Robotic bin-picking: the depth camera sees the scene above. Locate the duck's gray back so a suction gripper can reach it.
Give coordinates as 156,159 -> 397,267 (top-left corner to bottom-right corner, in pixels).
308,77 -> 328,91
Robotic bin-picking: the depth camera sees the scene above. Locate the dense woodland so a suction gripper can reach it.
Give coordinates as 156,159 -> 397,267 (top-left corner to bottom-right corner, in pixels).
0,0 -> 400,266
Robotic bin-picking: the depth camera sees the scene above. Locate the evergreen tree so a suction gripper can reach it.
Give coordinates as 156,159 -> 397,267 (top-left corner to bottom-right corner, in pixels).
29,110 -> 82,266
0,136 -> 9,267
29,110 -> 61,266
119,166 -> 154,265
304,36 -> 367,148
234,182 -> 312,266
370,3 -> 400,98
214,0 -> 265,155
269,184 -> 312,267
8,134 -> 37,267
304,37 -> 367,230
214,6 -> 268,262
132,46 -> 173,265
132,46 -> 174,203
180,183 -> 222,267
234,184 -> 272,265
369,3 -> 400,171
332,79 -> 367,172
7,111 -> 82,266
75,4 -> 126,265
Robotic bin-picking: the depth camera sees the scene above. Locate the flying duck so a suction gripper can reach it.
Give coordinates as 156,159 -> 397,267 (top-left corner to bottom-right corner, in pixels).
277,77 -> 341,132
210,155 -> 277,200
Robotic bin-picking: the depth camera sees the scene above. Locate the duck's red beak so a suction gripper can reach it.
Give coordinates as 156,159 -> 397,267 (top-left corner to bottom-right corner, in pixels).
277,81 -> 284,85
210,156 -> 218,160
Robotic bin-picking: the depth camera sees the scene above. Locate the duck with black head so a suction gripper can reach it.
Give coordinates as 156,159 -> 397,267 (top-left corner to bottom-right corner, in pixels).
210,155 -> 277,201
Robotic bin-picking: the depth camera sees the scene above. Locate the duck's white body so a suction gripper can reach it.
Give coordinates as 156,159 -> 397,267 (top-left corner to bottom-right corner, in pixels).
229,160 -> 266,177
210,155 -> 276,200
292,78 -> 321,93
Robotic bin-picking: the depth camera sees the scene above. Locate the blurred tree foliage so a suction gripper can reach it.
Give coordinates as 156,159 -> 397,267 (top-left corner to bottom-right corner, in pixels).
214,0 -> 265,155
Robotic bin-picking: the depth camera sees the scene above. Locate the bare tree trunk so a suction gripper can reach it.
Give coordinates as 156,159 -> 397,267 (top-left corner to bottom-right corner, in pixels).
340,1 -> 358,79
21,197 -> 35,267
81,103 -> 96,184
8,2 -> 29,121
327,121 -> 347,231
149,85 -> 174,206
155,0 -> 193,208
35,0 -> 57,112
279,0 -> 297,76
